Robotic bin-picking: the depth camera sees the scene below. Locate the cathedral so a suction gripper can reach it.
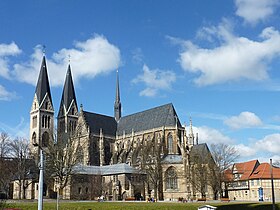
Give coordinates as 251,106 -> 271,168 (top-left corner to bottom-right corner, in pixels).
28,55 -> 215,201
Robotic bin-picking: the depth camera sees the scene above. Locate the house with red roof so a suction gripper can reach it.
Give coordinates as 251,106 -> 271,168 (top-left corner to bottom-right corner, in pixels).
224,160 -> 280,201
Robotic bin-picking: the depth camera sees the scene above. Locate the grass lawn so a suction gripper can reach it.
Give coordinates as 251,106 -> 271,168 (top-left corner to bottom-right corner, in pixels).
1,201 -> 280,210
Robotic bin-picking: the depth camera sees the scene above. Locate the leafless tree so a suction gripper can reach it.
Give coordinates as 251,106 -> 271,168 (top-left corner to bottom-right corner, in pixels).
189,151 -> 212,199
9,137 -> 35,199
45,134 -> 83,199
0,132 -> 13,198
210,143 -> 239,198
0,132 -> 10,158
139,136 -> 163,200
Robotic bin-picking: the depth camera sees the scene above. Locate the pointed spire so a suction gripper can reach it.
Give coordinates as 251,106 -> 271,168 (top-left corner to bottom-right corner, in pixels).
114,69 -> 121,121
35,56 -> 53,106
189,117 -> 194,138
59,64 -> 77,116
115,69 -> 120,103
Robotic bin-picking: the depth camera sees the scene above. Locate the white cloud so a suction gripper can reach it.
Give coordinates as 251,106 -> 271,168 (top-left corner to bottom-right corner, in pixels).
0,42 -> 21,79
177,20 -> 280,86
131,48 -> 144,64
0,85 -> 16,101
187,125 -> 233,145
235,0 -> 279,25
255,133 -> 280,154
132,64 -> 176,97
224,111 -> 263,129
234,143 -> 256,157
11,35 -> 121,86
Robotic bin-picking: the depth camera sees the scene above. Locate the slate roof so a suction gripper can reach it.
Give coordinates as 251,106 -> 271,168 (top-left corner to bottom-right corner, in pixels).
117,103 -> 182,136
35,56 -> 52,106
161,155 -> 183,164
73,163 -> 145,175
83,111 -> 117,136
58,65 -> 77,116
189,143 -> 213,164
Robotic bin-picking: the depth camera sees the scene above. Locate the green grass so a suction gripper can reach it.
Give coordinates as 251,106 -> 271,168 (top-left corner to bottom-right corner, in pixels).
2,201 -> 280,210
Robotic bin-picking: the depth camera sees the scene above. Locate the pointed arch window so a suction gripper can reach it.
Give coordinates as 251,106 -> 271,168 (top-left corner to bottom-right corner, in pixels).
42,116 -> 45,128
32,116 -> 37,128
32,132 -> 37,146
77,144 -> 84,164
42,132 -> 49,147
168,133 -> 173,154
166,167 -> 177,190
47,116 -> 50,128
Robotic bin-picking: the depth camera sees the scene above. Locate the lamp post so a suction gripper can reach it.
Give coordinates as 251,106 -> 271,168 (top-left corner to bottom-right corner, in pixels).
38,148 -> 44,210
33,140 -> 44,210
270,159 -> 275,210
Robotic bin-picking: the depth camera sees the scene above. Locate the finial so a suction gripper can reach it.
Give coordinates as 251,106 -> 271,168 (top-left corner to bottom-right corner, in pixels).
80,104 -> 83,111
189,116 -> 194,137
68,54 -> 71,64
42,45 -> 46,56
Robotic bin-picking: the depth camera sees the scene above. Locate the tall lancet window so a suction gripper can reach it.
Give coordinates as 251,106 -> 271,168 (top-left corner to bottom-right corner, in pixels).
166,167 -> 177,190
168,133 -> 173,154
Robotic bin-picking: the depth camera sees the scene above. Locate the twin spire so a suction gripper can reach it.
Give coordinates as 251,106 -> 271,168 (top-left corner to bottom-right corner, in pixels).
35,56 -> 53,106
58,64 -> 77,117
35,55 -> 121,121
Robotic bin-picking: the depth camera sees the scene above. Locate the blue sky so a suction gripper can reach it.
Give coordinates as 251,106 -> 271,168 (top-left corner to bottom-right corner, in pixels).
1,0 -> 280,163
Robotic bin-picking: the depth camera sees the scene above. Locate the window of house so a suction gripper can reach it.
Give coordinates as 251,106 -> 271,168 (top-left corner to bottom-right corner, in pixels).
251,180 -> 254,186
78,187 -> 81,194
166,167 -> 177,190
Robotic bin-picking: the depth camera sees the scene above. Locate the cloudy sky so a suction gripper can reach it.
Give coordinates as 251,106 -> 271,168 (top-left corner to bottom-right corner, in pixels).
1,0 -> 280,163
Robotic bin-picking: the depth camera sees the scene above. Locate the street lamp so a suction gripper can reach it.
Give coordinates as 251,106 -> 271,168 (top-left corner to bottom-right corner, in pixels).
33,141 -> 44,210
270,159 -> 276,210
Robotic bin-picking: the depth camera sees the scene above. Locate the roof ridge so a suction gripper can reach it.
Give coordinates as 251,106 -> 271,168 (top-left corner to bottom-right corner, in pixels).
121,103 -> 173,118
83,110 -> 114,119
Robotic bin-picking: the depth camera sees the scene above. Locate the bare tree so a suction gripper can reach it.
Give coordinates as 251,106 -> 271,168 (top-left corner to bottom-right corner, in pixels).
139,136 -> 163,200
189,151 -> 212,199
9,137 -> 35,199
45,136 -> 82,199
210,143 -> 239,198
0,132 -> 13,198
0,132 -> 10,158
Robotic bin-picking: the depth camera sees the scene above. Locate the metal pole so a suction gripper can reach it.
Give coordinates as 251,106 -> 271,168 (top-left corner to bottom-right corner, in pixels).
270,159 -> 275,210
38,148 -> 44,210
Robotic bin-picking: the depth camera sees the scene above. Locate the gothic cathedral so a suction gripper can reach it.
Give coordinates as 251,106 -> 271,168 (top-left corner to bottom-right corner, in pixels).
29,55 -> 215,201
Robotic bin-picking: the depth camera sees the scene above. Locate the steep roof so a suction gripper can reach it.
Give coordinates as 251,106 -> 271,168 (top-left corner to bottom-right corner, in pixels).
249,163 -> 280,179
58,65 -> 77,116
189,143 -> 214,164
35,56 -> 52,106
83,111 -> 117,136
117,103 -> 182,136
233,160 -> 259,180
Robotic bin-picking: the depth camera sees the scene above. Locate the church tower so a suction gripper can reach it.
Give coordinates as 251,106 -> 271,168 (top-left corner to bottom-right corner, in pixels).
30,56 -> 54,155
114,70 -> 121,121
57,64 -> 78,143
